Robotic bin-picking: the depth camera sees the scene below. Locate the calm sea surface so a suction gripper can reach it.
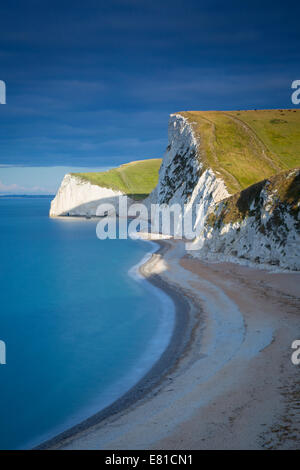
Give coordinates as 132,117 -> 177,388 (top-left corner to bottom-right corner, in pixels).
0,197 -> 173,449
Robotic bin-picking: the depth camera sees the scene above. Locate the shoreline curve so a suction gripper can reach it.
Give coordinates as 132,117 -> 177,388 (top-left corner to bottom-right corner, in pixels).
36,240 -> 194,450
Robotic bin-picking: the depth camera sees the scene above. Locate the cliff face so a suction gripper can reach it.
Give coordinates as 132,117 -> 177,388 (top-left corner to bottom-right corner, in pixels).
49,173 -> 125,217
50,159 -> 161,217
148,113 -> 300,270
146,114 -> 229,235
191,168 -> 300,270
50,112 -> 300,270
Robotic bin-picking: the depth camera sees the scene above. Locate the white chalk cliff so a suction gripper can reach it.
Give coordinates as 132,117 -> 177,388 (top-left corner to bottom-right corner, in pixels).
49,173 -> 126,217
50,114 -> 300,270
146,114 -> 300,270
191,168 -> 300,270
145,114 -> 229,236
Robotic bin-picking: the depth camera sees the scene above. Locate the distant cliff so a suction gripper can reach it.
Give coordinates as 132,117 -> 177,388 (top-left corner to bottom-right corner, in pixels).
50,159 -> 161,217
49,173 -> 125,217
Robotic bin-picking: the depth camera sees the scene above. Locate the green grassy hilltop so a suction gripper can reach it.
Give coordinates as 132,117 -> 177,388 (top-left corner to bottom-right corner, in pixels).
207,167 -> 300,227
72,110 -> 300,202
72,158 -> 162,200
180,109 -> 300,194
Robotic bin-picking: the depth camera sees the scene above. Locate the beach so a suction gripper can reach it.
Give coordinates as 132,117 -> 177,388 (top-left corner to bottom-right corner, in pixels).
42,239 -> 300,450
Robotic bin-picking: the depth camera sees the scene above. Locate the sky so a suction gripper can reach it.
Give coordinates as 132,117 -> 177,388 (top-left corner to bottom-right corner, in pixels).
0,0 -> 299,193
0,165 -> 110,194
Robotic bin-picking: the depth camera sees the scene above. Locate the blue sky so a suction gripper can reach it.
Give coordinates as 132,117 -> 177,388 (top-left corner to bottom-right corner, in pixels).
0,0 -> 299,193
0,165 -> 110,194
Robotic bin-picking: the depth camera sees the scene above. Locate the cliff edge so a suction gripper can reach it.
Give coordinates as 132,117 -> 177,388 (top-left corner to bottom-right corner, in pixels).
50,159 -> 161,217
49,173 -> 125,217
147,110 -> 300,269
50,110 -> 300,269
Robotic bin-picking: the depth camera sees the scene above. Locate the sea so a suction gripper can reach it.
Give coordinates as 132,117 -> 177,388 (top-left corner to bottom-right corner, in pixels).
0,196 -> 174,449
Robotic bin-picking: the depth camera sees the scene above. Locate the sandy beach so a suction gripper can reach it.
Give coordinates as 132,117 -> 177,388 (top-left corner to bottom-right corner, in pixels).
42,239 -> 300,450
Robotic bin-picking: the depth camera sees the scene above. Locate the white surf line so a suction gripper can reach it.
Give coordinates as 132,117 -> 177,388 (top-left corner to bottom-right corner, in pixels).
128,238 -> 176,375
59,239 -> 276,449
101,243 -> 276,448
94,241 -> 249,446
29,240 -> 175,451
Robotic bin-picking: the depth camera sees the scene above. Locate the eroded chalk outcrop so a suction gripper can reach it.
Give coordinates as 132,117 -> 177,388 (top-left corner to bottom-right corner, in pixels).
191,168 -> 300,270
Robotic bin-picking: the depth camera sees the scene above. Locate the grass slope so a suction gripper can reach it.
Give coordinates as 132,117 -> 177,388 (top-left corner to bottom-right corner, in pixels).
180,109 -> 300,194
72,159 -> 162,200
207,167 -> 300,227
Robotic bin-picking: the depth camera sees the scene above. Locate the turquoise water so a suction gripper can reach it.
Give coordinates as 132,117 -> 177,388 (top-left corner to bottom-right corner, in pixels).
0,197 -> 173,449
